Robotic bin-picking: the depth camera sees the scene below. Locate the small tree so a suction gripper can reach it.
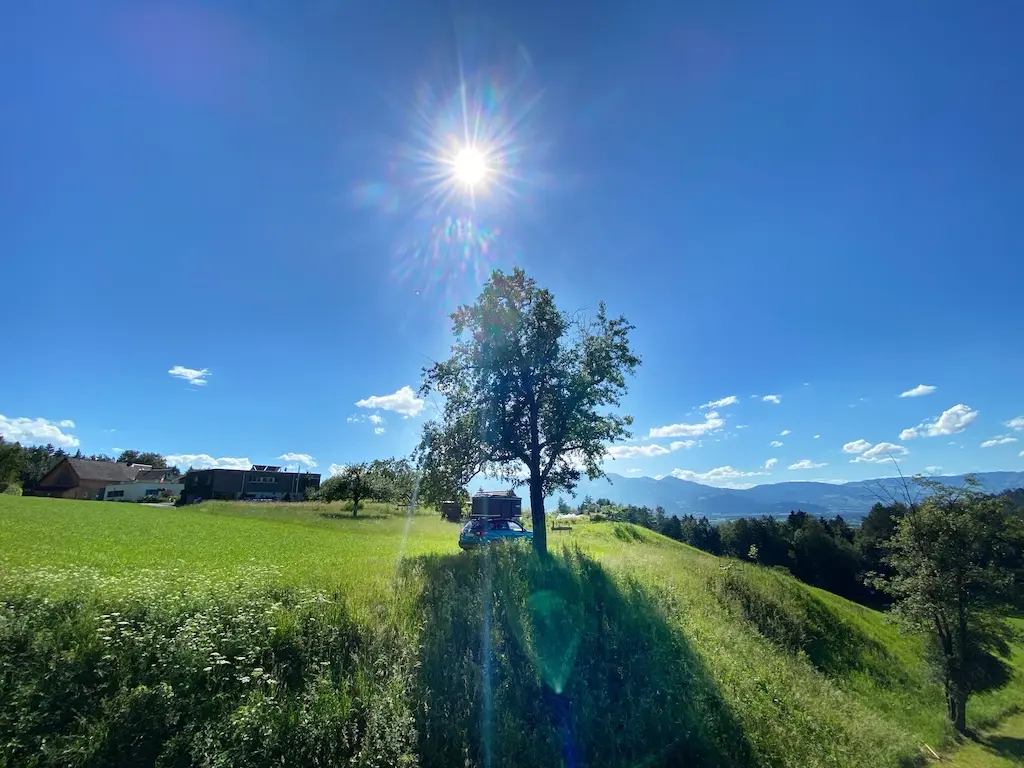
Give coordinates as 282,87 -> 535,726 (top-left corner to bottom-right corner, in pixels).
420,268 -> 640,555
318,463 -> 376,517
875,476 -> 1021,732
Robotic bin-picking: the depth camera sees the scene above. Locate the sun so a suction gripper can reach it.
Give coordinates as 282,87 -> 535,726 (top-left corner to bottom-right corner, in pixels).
452,146 -> 487,187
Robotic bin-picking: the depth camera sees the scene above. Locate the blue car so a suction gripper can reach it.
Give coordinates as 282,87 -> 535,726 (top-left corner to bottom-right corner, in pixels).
459,517 -> 533,549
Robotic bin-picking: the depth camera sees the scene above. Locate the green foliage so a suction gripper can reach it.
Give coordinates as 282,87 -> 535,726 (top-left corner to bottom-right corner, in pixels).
116,450 -> 169,469
316,464 -> 376,516
419,268 -> 640,554
874,476 -> 1023,732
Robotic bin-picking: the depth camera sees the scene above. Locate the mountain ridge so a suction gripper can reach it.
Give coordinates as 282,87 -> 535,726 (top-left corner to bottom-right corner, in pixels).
554,470 -> 1024,520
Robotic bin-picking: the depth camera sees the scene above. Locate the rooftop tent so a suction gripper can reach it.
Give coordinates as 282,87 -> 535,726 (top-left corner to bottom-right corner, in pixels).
470,490 -> 522,519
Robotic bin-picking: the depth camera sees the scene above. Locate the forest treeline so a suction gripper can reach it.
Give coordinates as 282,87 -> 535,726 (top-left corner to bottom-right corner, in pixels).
566,488 -> 1024,607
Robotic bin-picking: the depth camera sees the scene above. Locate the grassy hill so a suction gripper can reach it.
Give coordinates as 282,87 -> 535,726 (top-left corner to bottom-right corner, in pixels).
1,496 -> 1021,767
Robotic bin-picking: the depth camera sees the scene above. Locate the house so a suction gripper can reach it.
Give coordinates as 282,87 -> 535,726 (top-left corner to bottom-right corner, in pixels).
103,468 -> 184,502
470,489 -> 522,519
181,465 -> 321,504
34,458 -> 146,500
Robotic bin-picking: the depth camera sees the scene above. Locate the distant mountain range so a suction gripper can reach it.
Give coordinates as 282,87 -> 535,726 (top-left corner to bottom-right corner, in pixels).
556,471 -> 1024,521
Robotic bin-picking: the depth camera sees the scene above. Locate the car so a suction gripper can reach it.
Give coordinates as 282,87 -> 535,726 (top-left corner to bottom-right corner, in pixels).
458,517 -> 533,550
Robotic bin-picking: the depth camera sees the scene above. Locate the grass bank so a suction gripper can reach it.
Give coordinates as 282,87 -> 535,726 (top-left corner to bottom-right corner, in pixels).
1,497 -> 1021,766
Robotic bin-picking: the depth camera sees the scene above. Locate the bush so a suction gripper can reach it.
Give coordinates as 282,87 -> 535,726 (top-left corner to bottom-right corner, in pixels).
0,576 -> 418,767
1,482 -> 23,496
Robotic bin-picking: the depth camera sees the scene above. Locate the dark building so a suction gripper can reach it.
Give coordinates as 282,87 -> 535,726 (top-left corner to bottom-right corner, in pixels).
182,465 -> 321,503
470,489 -> 522,519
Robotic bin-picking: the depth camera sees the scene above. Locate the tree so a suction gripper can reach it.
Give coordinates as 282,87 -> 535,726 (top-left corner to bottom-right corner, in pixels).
318,463 -> 376,517
116,450 -> 168,468
0,437 -> 24,492
874,476 -> 1022,732
420,268 -> 640,555
368,457 -> 418,511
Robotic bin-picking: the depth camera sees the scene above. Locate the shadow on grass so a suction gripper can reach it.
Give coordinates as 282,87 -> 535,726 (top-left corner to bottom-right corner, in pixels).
984,734 -> 1024,760
713,566 -> 916,687
400,544 -> 754,768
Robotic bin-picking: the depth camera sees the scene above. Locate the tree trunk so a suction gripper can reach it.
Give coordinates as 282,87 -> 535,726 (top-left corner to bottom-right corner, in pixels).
352,496 -> 359,518
948,692 -> 967,733
530,477 -> 547,556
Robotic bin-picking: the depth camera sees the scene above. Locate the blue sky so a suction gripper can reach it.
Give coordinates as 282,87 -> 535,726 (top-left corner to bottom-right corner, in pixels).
2,1 -> 1023,487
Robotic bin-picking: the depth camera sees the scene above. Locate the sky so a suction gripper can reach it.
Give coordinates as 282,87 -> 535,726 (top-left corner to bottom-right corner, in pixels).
2,1 -> 1023,488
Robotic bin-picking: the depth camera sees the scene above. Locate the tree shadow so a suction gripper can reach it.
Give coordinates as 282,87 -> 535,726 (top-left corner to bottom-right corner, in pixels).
984,735 -> 1024,760
713,567 -> 915,688
400,544 -> 755,768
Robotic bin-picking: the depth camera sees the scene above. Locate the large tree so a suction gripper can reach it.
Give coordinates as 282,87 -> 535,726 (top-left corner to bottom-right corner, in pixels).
874,476 -> 1021,732
420,268 -> 640,554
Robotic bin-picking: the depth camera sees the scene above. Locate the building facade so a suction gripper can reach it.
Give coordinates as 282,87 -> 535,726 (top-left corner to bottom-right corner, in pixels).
34,458 -> 150,500
103,481 -> 184,502
182,466 -> 320,503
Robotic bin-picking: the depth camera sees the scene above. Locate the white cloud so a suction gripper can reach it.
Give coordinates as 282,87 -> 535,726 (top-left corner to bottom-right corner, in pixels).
780,429 -> 791,436
607,440 -> 693,460
980,435 -> 1018,448
0,414 -> 80,448
670,466 -> 764,486
764,458 -> 778,470
769,440 -> 783,448
700,395 -> 738,410
168,365 -> 210,386
374,426 -> 387,435
368,414 -> 385,426
355,385 -> 425,418
166,454 -> 251,470
813,434 -> 820,439
762,395 -> 781,404
788,459 -> 827,470
1005,417 -> 1024,431
736,424 -> 749,429
924,466 -> 942,474
346,415 -> 360,423
328,463 -> 347,476
842,439 -> 872,454
278,452 -> 317,468
900,404 -> 979,439
649,411 -> 725,438
899,384 -> 936,398
851,442 -> 908,463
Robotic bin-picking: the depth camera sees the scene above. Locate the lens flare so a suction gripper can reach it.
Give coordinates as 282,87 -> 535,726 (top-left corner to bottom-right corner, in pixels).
349,29 -> 544,317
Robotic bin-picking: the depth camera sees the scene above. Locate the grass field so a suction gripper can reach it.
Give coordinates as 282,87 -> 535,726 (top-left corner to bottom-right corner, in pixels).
1,495 -> 1021,767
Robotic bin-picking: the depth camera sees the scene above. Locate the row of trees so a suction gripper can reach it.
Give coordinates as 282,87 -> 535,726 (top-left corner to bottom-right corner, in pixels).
0,438 -> 178,494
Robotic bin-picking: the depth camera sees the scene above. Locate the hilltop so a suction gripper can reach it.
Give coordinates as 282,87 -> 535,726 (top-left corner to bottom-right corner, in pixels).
564,470 -> 1024,520
0,496 -> 1021,767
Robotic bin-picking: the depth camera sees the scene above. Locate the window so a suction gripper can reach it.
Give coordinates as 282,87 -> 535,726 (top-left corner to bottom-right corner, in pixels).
507,521 -> 525,532
107,490 -> 124,499
145,489 -> 160,496
489,520 -> 509,531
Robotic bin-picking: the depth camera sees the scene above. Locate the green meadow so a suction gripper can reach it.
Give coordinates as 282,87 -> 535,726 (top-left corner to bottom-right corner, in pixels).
1,495 -> 1021,767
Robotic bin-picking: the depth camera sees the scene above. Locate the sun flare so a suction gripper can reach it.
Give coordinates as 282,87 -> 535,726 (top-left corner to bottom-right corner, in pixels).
452,146 -> 487,187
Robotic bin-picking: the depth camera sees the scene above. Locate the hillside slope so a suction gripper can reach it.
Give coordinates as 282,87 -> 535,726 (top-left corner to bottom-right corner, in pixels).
1,497 -> 1020,767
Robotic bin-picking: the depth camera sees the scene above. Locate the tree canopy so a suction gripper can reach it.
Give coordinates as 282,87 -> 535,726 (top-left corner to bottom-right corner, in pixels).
873,476 -> 1023,732
419,268 -> 640,554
